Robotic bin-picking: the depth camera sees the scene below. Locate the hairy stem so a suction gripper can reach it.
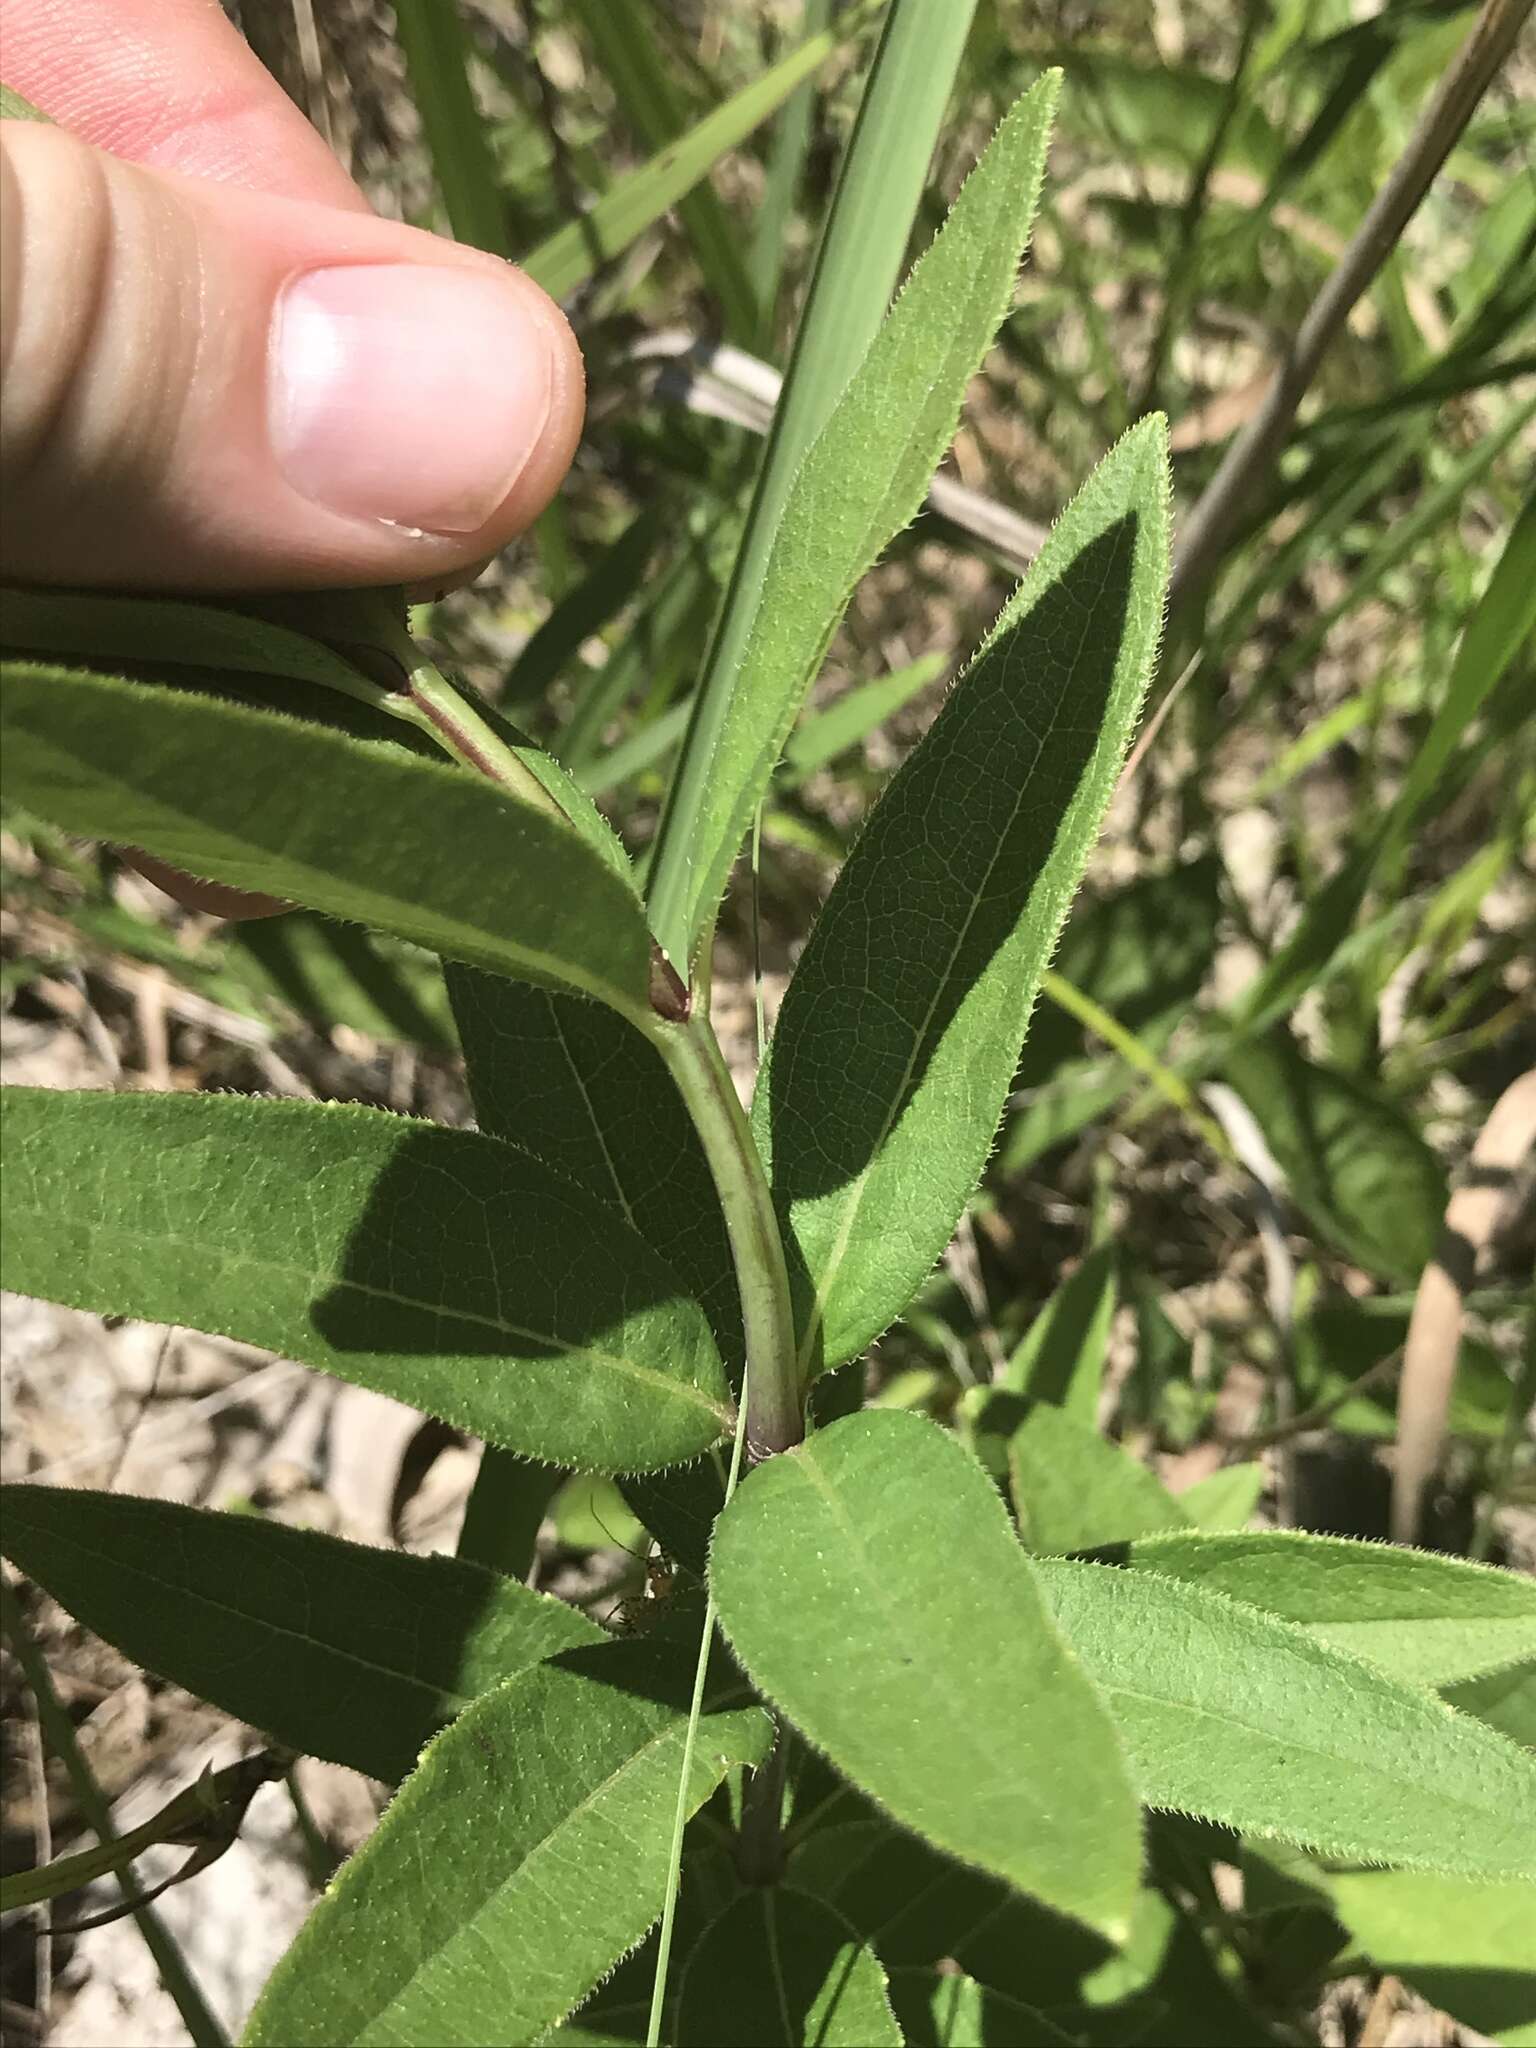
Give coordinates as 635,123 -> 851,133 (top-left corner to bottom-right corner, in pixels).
649,1011 -> 803,1457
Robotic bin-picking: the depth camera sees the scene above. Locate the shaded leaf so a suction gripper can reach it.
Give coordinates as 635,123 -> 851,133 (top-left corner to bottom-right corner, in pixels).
755,421 -> 1170,1369
1009,1403 -> 1190,1554
0,1487 -> 597,1782
0,663 -> 661,1022
1118,1529 -> 1536,1688
449,967 -> 740,1363
244,1639 -> 771,2047
886,1969 -> 1081,2047
676,1887 -> 900,2046
1,1089 -> 729,1471
1223,1031 -> 1446,1284
1034,1556 -> 1536,1878
711,1410 -> 1142,1937
1327,1867 -> 1536,2046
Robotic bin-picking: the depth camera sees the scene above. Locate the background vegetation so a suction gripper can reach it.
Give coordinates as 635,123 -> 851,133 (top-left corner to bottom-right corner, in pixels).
1,2 -> 1532,2043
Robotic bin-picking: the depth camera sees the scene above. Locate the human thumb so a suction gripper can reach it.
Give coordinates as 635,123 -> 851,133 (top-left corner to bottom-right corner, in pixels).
0,119 -> 584,592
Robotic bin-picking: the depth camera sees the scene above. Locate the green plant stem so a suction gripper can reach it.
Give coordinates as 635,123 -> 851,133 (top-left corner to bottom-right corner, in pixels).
735,1722 -> 790,1887
0,1577 -> 228,2048
649,1012 -> 801,1457
645,0 -> 979,968
645,1361 -> 755,2048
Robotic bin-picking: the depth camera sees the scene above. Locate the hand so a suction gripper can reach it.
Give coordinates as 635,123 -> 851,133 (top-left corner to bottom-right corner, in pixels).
0,0 -> 585,909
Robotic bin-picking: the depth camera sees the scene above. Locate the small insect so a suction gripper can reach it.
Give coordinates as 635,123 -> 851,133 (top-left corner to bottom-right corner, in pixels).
591,1510 -> 678,1634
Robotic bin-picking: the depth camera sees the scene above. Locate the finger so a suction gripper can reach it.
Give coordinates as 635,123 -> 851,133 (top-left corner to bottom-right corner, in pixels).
0,0 -> 366,206
0,121 -> 585,590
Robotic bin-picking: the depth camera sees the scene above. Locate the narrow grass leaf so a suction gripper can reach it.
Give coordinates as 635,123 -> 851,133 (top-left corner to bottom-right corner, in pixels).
0,664 -> 661,1023
676,1888 -> 900,2046
1,1090 -> 729,1471
1034,1557 -> 1536,1879
648,74 -> 1060,966
0,1487 -> 598,1782
755,419 -> 1170,1369
1117,1529 -> 1536,1689
645,0 -> 989,964
243,1640 -> 771,2048
566,0 -> 757,342
522,13 -> 863,303
710,1410 -> 1142,1938
1009,1403 -> 1189,1554
1002,1246 -> 1120,1421
779,653 -> 948,784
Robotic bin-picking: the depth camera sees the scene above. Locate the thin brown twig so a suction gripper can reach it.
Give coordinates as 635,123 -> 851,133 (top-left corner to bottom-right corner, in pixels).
1168,0 -> 1535,614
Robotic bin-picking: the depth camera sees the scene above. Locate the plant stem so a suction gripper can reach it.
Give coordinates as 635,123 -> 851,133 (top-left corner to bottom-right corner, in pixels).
1169,0 -> 1533,614
649,1012 -> 803,1457
0,1578 -> 228,2048
645,1361 -> 755,2048
735,1724 -> 790,1887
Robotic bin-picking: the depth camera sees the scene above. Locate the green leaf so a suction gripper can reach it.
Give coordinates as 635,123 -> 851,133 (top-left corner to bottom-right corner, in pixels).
754,419 -> 1171,1370
711,1410 -> 1142,1938
1009,1404 -> 1190,1554
1002,857 -> 1220,1171
1328,1868 -> 1536,2047
778,653 -> 948,786
392,0 -> 512,256
1,1089 -> 729,1471
1223,1030 -> 1447,1285
1034,1557 -> 1536,1879
243,1639 -> 771,2047
645,0 -> 990,963
231,914 -> 458,1053
1444,1659 -> 1536,1752
0,663 -> 662,1024
1116,1529 -> 1536,1688
522,9 -> 867,303
0,1486 -> 598,1782
647,74 -> 1061,967
566,0 -> 758,343
449,967 -> 741,1364
676,1888 -> 900,2046
0,80 -> 49,120
886,1969 -> 1081,2048
1176,1463 -> 1265,1532
790,1817 -> 1277,2045
1001,1246 -> 1120,1421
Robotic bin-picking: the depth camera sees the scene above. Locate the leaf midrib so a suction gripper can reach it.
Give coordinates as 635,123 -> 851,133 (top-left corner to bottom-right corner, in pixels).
782,1447 -> 1107,1857
354,1686 -> 758,2039
795,533 -> 1107,1368
6,1519 -> 487,1718
10,1200 -> 728,1423
1097,1668 -> 1531,1843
